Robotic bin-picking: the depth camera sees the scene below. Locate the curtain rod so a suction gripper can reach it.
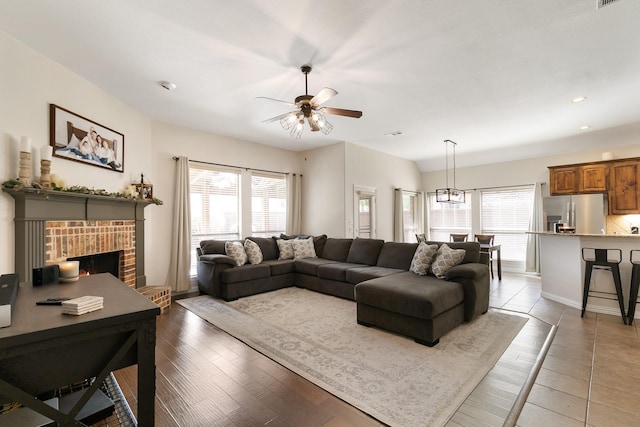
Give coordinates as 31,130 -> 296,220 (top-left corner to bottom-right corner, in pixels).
172,156 -> 299,176
462,182 -> 545,192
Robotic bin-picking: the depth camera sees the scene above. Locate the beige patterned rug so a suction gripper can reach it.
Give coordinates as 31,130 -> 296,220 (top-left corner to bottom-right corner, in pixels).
178,287 -> 527,426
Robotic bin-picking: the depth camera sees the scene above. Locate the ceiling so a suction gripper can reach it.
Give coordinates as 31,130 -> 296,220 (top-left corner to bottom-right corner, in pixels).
1,0 -> 639,171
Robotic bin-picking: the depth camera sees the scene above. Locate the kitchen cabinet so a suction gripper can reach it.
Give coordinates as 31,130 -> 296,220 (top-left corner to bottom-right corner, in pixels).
578,163 -> 608,193
549,166 -> 578,195
609,160 -> 640,214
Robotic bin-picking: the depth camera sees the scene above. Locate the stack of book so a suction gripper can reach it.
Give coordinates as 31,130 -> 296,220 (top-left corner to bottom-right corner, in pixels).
61,296 -> 104,315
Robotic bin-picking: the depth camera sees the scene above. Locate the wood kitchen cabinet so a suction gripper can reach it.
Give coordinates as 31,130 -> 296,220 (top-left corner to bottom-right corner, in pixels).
578,163 -> 608,193
609,160 -> 640,214
549,166 -> 578,195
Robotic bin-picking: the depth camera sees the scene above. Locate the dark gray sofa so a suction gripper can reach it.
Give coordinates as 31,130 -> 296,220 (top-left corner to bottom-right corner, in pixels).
196,236 -> 490,346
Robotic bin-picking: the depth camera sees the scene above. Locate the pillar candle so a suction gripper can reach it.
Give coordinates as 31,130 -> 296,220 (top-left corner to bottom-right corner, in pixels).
41,145 -> 52,161
59,261 -> 80,278
20,136 -> 31,153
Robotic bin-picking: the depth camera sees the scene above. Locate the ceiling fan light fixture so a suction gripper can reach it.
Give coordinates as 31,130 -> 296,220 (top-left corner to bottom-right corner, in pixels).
436,139 -> 465,204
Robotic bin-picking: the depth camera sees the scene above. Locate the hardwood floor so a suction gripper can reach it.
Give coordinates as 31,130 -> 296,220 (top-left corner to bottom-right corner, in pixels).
109,273 -> 640,426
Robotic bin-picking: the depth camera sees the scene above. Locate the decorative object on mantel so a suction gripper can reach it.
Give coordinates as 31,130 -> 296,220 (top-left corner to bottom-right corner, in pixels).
436,139 -> 465,204
133,173 -> 153,200
18,136 -> 32,186
40,145 -> 53,189
2,179 -> 163,205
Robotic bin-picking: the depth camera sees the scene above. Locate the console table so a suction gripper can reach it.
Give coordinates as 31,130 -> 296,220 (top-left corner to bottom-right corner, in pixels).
0,273 -> 160,426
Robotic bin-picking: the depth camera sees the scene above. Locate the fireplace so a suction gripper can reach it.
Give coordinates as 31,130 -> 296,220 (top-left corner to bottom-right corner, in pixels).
5,188 -> 152,288
69,250 -> 121,279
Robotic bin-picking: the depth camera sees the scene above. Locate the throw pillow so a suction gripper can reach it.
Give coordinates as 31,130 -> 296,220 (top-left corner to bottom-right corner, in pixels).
431,244 -> 466,278
225,241 -> 247,266
409,242 -> 438,276
244,239 -> 263,264
276,239 -> 295,260
292,237 -> 317,260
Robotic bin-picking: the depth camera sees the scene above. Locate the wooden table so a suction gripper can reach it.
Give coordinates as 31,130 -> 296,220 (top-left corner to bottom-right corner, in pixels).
0,274 -> 160,426
480,244 -> 502,280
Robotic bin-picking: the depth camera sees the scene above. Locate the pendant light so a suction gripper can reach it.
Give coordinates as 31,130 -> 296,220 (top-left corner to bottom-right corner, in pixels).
436,139 -> 465,203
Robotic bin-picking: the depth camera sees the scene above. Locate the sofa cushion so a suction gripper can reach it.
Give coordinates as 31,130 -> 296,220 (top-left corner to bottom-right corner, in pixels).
200,240 -> 226,255
426,241 -> 480,264
431,244 -> 466,278
317,262 -> 366,282
346,238 -> 385,266
246,237 -> 278,261
312,234 -> 328,257
263,259 -> 295,276
321,238 -> 353,262
294,258 -> 338,276
377,242 -> 419,270
292,237 -> 317,259
355,271 -> 464,319
244,239 -> 263,264
276,239 -> 295,260
225,241 -> 247,266
409,243 -> 438,276
345,266 -> 405,285
221,264 -> 270,283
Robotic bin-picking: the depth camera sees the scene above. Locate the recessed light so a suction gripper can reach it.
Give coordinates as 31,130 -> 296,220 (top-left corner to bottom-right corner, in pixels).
580,125 -> 591,130
571,97 -> 587,103
158,80 -> 176,91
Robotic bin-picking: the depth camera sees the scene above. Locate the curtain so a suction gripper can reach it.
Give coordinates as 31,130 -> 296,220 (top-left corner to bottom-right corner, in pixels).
287,173 -> 302,235
416,191 -> 425,236
526,182 -> 544,273
166,156 -> 192,292
393,188 -> 405,242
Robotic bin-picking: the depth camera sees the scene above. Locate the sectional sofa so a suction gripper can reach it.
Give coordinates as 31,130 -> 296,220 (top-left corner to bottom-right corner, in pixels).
196,236 -> 490,346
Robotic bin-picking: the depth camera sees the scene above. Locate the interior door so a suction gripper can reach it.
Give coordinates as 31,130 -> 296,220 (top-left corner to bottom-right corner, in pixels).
354,186 -> 376,238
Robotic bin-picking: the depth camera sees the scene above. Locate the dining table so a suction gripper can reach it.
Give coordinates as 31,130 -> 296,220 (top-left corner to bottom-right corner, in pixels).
480,243 -> 502,280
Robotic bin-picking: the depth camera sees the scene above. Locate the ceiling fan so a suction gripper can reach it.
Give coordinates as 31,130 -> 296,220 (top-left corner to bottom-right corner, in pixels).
259,65 -> 363,139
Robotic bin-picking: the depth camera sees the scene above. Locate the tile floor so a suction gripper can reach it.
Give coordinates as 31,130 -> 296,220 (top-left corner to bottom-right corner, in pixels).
490,273 -> 640,426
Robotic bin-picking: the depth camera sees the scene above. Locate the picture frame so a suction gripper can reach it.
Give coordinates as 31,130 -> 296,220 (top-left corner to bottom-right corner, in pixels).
49,104 -> 124,173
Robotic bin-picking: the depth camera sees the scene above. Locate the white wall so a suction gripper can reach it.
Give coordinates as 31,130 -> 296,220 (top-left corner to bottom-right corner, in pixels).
0,31 -> 151,276
345,143 -> 422,241
299,143 -> 346,238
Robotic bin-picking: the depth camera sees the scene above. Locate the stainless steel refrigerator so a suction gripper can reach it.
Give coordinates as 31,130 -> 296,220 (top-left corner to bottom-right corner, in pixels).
543,194 -> 607,234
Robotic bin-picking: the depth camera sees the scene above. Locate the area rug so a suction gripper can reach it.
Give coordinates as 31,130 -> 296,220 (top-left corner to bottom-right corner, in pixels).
177,288 -> 527,426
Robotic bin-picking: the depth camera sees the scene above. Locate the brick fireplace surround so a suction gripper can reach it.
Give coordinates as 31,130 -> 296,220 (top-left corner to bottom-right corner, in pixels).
5,188 -> 152,287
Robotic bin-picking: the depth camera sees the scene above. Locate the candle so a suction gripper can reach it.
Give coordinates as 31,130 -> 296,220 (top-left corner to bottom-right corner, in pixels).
41,145 -> 52,161
20,136 -> 31,153
59,261 -> 80,279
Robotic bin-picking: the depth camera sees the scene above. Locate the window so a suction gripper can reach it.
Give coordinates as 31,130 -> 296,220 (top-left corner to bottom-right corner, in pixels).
354,186 -> 377,238
480,186 -> 534,266
189,164 -> 240,275
427,192 -> 472,242
251,172 -> 286,237
402,191 -> 422,242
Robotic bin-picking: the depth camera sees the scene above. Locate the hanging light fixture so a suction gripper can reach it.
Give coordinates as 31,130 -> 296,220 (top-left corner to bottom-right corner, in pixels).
436,139 -> 465,203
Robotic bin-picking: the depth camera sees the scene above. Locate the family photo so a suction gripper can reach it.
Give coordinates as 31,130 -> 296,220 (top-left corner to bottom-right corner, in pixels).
50,104 -> 124,172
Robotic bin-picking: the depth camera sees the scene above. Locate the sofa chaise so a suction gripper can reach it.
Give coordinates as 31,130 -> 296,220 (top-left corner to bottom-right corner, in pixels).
196,236 -> 490,346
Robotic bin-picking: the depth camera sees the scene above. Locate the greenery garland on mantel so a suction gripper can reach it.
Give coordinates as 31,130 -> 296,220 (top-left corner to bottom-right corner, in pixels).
2,178 -> 163,205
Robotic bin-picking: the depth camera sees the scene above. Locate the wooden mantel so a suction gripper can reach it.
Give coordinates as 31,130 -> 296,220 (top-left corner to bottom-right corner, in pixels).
3,188 -> 154,286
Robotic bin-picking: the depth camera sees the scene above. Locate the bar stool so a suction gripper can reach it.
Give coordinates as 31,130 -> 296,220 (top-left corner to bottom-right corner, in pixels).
628,250 -> 640,325
581,248 -> 626,324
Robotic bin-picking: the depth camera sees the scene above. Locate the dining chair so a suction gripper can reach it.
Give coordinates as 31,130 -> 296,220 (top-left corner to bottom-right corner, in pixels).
475,234 -> 495,277
450,234 -> 468,242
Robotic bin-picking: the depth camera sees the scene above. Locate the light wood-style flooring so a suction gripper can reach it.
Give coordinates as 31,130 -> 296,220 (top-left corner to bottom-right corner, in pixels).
110,273 -> 640,426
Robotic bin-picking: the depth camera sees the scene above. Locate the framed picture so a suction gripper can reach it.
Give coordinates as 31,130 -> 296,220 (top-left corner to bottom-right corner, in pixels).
49,104 -> 124,173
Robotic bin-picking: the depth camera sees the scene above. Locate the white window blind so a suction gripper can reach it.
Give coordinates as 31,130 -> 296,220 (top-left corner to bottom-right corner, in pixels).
251,172 -> 286,237
189,164 -> 240,274
480,186 -> 533,263
427,192 -> 472,241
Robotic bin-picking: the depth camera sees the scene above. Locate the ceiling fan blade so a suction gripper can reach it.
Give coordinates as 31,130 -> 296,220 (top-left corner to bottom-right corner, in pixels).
262,111 -> 296,123
310,87 -> 338,106
256,96 -> 296,106
322,107 -> 363,118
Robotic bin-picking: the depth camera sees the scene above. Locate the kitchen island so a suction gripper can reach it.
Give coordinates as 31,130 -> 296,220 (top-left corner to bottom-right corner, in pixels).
532,232 -> 640,321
